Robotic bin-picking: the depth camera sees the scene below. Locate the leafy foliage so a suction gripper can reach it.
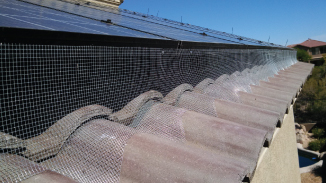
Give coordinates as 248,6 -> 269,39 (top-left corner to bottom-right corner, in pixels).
312,128 -> 325,139
308,139 -> 326,151
323,54 -> 326,62
295,48 -> 312,62
295,61 -> 326,151
309,140 -> 321,151
294,61 -> 326,124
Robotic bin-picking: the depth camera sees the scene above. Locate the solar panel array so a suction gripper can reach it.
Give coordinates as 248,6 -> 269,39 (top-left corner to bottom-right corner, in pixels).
0,0 -> 164,39
1,0 -> 286,46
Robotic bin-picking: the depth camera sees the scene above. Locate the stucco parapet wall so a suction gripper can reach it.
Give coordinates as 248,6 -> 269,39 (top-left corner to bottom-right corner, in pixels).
252,106 -> 301,183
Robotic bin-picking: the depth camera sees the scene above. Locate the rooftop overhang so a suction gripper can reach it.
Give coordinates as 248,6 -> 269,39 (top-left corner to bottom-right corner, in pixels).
0,27 -> 293,50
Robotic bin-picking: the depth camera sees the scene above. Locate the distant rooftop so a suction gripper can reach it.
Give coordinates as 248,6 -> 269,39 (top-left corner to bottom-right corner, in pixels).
288,39 -> 326,48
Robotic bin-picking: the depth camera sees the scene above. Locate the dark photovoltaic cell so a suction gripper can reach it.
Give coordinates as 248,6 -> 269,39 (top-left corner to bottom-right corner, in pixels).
69,3 -> 265,46
0,0 -> 165,39
1,0 -> 287,47
19,0 -> 285,47
116,11 -> 262,45
18,0 -> 238,44
117,9 -> 282,47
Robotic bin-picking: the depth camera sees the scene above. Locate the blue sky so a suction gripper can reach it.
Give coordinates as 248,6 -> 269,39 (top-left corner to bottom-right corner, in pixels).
120,0 -> 326,46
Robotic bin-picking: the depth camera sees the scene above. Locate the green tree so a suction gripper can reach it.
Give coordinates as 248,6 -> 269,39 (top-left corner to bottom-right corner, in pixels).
320,55 -> 326,79
312,128 -> 325,139
295,48 -> 312,62
322,53 -> 326,62
294,63 -> 326,125
308,138 -> 326,151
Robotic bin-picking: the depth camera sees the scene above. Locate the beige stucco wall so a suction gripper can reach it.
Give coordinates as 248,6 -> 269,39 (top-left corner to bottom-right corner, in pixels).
251,106 -> 301,183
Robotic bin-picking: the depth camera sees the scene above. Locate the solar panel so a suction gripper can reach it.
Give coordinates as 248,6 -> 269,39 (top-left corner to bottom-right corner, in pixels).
19,0 -> 283,47
118,9 -> 283,47
0,0 -> 165,39
19,0 -> 238,44
116,11 -> 262,45
0,0 -> 287,46
0,0 -> 284,47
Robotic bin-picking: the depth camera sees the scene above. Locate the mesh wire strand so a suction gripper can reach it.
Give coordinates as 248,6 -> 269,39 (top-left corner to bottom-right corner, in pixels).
0,43 -> 296,182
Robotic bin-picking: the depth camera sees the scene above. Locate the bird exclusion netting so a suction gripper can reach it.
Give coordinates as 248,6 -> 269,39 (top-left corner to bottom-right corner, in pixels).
0,43 -> 296,182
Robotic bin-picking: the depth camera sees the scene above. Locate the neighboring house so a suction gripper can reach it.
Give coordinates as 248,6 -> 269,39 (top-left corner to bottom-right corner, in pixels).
288,39 -> 326,62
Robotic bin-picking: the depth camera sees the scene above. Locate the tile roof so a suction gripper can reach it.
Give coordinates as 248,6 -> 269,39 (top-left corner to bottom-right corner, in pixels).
288,39 -> 326,48
0,154 -> 77,183
0,61 -> 313,183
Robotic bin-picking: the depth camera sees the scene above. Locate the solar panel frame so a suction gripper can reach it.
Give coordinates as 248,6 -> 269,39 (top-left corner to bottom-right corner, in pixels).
19,0 -> 240,44
118,9 -> 284,47
49,0 -> 275,46
0,0 -> 167,39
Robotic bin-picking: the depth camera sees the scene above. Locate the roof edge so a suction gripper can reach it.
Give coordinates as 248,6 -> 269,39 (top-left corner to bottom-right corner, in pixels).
0,27 -> 293,50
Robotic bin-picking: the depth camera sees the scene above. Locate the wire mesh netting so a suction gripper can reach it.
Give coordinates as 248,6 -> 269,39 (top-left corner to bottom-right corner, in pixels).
0,43 -> 297,182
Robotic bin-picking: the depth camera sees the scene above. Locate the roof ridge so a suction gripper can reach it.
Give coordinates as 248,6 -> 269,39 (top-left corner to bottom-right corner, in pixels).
288,39 -> 326,48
